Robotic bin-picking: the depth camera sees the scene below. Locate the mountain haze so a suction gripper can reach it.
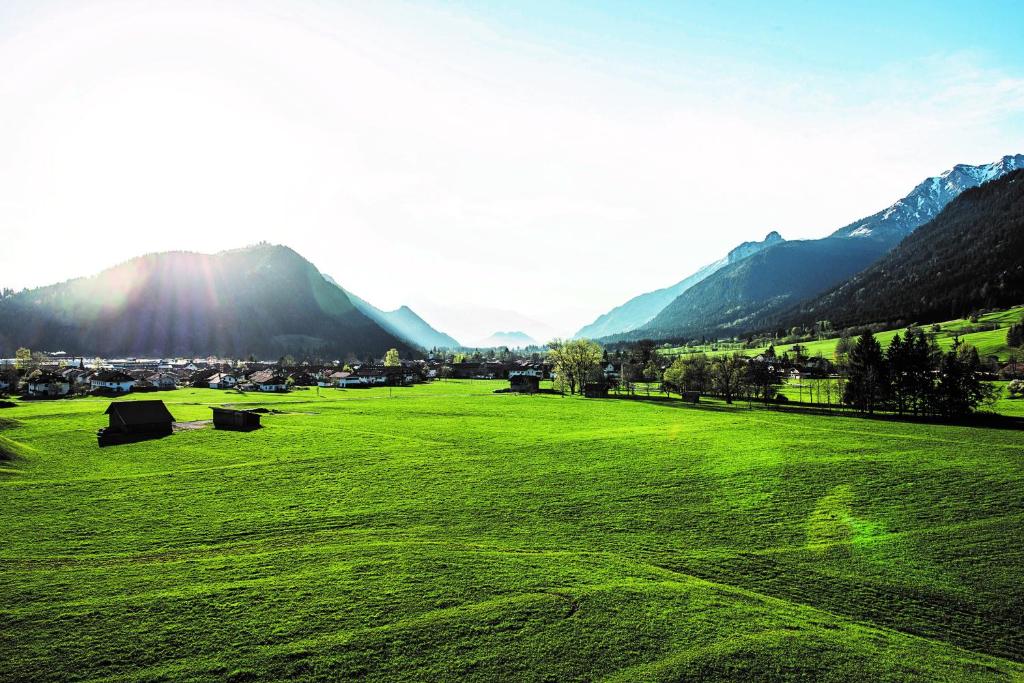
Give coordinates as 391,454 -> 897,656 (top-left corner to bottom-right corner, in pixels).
477,331 -> 539,349
341,288 -> 461,350
574,231 -> 784,339
0,244 -> 411,359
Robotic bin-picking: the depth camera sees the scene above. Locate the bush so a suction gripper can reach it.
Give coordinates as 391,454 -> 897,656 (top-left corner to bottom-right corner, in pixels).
1008,379 -> 1024,398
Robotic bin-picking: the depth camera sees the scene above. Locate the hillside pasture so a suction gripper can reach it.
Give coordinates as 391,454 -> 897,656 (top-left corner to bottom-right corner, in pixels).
663,305 -> 1024,362
1,383 -> 1023,681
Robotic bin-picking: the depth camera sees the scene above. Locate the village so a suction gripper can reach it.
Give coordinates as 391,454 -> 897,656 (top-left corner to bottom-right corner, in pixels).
0,351 -> 561,399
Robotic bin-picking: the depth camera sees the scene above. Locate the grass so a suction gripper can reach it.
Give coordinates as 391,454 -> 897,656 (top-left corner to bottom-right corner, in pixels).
664,305 -> 1024,362
1,382 -> 1023,681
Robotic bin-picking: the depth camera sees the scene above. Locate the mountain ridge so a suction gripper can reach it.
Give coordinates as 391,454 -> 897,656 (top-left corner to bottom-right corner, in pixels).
614,153 -> 1024,342
574,231 -> 784,339
0,244 -> 412,359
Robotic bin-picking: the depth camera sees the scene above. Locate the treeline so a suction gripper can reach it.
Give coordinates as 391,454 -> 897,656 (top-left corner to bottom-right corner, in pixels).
659,329 -> 996,419
843,330 -> 994,418
663,353 -> 798,406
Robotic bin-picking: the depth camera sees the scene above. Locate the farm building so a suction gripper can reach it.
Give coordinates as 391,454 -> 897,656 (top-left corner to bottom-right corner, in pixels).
211,407 -> 261,431
97,400 -> 175,446
91,370 -> 136,394
584,382 -> 609,398
509,374 -> 540,393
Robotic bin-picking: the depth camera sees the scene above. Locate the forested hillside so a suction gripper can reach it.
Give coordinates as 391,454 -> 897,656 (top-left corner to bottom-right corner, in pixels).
0,244 -> 411,359
770,169 -> 1024,331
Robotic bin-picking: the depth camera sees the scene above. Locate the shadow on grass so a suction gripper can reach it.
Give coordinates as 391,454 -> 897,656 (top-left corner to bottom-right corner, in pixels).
603,393 -> 1024,430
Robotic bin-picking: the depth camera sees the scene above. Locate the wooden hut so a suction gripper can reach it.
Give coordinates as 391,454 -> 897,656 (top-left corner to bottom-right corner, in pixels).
211,407 -> 261,431
98,400 -> 175,446
509,374 -> 540,393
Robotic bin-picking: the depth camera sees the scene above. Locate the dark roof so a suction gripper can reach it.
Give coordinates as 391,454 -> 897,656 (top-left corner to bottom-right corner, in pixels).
30,371 -> 63,383
260,375 -> 288,384
93,370 -> 135,383
104,400 -> 175,425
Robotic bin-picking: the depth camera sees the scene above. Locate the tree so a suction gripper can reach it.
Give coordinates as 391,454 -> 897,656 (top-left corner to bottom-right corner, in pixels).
931,341 -> 995,418
745,358 -> 780,406
844,331 -> 885,413
1007,321 -> 1024,348
834,333 -> 853,360
886,332 -> 912,415
549,338 -> 602,396
14,347 -> 31,371
711,354 -> 747,404
383,348 -> 401,366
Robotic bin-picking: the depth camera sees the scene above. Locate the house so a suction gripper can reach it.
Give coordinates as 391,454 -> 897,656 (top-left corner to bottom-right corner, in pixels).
61,368 -> 90,388
335,371 -> 365,388
91,370 -> 136,394
602,362 -> 622,382
288,372 -> 317,387
146,373 -> 178,390
27,371 -> 70,398
318,370 -> 351,387
211,407 -> 261,431
97,400 -> 175,446
207,373 -> 238,390
348,366 -> 415,386
246,369 -> 276,385
258,375 -> 288,392
509,374 -> 540,393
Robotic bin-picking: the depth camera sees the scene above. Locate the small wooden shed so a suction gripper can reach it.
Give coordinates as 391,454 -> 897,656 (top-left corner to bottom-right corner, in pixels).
509,375 -> 540,393
584,382 -> 609,398
98,400 -> 175,446
211,407 -> 261,431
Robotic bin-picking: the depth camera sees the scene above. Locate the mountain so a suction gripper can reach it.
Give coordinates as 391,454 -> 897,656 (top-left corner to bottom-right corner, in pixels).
342,290 -> 461,350
831,155 -> 1024,242
621,154 -> 1024,342
476,331 -> 539,349
770,169 -> 1024,331
574,231 -> 784,339
0,244 -> 412,359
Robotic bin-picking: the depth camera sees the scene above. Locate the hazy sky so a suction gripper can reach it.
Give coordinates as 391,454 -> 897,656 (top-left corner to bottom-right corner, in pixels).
2,1 -> 1023,343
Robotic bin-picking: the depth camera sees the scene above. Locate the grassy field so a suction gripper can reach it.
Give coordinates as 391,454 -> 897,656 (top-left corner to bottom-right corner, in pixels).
664,305 -> 1024,362
2,382 -> 1024,681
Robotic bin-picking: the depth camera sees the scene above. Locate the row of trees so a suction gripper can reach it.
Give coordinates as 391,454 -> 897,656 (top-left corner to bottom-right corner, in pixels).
662,353 -> 774,405
844,330 -> 994,418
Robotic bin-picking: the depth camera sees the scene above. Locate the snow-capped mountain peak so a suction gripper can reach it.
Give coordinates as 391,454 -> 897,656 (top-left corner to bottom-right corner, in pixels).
833,153 -> 1024,241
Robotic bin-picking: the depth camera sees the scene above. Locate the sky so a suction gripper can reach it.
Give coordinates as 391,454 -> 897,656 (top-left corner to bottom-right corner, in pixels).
1,0 -> 1023,344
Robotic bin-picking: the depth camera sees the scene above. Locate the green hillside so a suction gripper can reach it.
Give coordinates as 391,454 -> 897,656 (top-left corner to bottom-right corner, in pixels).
2,383 -> 1023,680
665,305 -> 1024,363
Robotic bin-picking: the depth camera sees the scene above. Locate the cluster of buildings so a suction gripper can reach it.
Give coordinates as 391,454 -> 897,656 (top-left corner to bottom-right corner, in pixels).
0,354 -> 555,399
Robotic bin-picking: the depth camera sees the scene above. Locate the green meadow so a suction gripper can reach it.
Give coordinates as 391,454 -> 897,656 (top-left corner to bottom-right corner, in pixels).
2,382 -> 1024,681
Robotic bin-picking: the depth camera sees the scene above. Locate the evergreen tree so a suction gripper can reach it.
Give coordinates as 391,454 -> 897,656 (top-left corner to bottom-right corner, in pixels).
931,342 -> 995,418
844,331 -> 885,413
1008,321 -> 1024,348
